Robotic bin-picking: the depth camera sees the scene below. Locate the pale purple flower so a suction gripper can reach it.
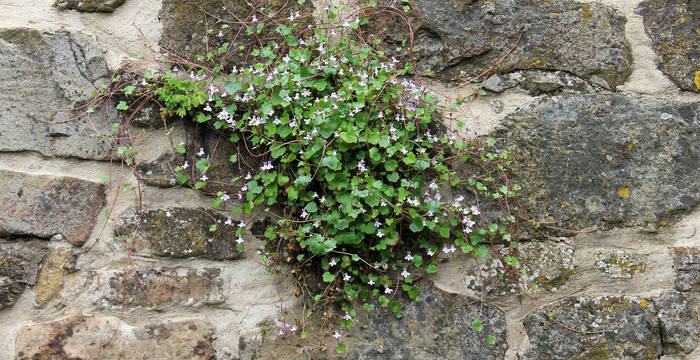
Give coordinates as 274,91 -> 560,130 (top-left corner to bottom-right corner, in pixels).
329,258 -> 337,267
225,216 -> 233,225
333,330 -> 341,339
427,248 -> 435,256
236,236 -> 244,244
404,252 -> 413,261
401,268 -> 410,278
197,147 -> 205,157
343,312 -> 352,321
471,205 -> 480,215
367,277 -> 375,285
182,161 -> 189,169
200,174 -> 208,181
384,285 -> 393,294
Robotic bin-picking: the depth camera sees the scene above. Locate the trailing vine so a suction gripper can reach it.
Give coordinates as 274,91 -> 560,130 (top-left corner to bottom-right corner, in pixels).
91,0 -> 545,354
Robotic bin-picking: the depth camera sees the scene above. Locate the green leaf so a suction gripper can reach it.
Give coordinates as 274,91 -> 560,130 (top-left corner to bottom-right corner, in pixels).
472,318 -> 484,332
384,159 -> 398,171
335,344 -> 346,353
305,202 -> 318,213
295,175 -> 312,186
116,101 -> 129,110
486,335 -> 496,345
426,264 -> 438,273
277,174 -> 290,185
409,217 -> 424,232
209,224 -> 217,232
321,156 -> 339,170
322,271 -> 335,282
474,245 -> 488,258
224,81 -> 242,94
271,146 -> 286,159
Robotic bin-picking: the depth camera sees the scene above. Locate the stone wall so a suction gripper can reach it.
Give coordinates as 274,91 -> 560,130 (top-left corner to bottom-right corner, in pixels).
0,0 -> 698,359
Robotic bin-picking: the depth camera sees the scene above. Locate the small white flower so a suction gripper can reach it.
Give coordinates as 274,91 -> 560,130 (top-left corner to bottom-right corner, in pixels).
405,252 -> 413,261
384,285 -> 393,294
225,216 -> 233,225
427,249 -> 435,256
343,312 -> 352,321
200,174 -> 208,181
182,161 -> 189,169
333,330 -> 342,339
471,205 -> 480,215
401,268 -> 410,278
368,278 -> 375,285
343,273 -> 351,281
329,258 -> 337,267
236,236 -> 244,244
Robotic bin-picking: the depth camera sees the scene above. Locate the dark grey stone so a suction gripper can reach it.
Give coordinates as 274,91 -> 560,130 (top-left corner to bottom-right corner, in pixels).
637,0 -> 699,92
344,282 -> 507,360
366,0 -> 632,88
654,290 -> 699,355
523,295 -> 662,360
673,247 -> 700,292
493,95 -> 700,229
115,207 -> 243,260
0,28 -> 116,160
159,0 -> 315,67
0,239 -> 51,310
54,0 -> 125,12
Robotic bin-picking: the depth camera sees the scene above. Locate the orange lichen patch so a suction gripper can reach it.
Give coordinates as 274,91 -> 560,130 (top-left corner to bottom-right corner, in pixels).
617,187 -> 630,199
408,321 -> 419,330
694,71 -> 700,91
639,299 -> 648,308
627,143 -> 634,151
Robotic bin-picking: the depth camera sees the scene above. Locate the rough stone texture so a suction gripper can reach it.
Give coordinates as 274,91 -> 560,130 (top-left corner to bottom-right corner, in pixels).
594,249 -> 647,279
116,207 -> 244,260
366,0 -> 632,88
653,290 -> 699,356
673,247 -> 700,292
97,267 -> 225,308
523,295 -> 661,360
345,282 -> 506,360
494,95 -> 700,229
135,152 -> 183,188
54,0 -> 126,12
0,28 -> 115,160
159,0 -> 315,67
34,247 -> 79,306
464,240 -> 575,295
0,170 -> 106,246
637,0 -> 700,92
129,101 -> 164,128
0,239 -> 50,310
15,314 -> 215,359
136,120 -> 260,192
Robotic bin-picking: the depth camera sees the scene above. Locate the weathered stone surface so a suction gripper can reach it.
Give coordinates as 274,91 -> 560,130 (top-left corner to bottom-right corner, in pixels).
595,249 -> 647,279
366,0 -> 632,88
654,290 -> 699,356
637,0 -> 699,92
129,101 -> 163,128
673,247 -> 700,292
345,282 -> 506,359
15,314 -> 215,359
159,0 -> 314,67
136,121 -> 260,192
97,267 -> 225,308
0,28 -> 115,159
464,241 -> 575,295
523,295 -> 661,360
116,207 -> 243,260
34,247 -> 78,306
0,239 -> 50,310
54,0 -> 125,12
494,95 -> 700,229
0,170 -> 106,246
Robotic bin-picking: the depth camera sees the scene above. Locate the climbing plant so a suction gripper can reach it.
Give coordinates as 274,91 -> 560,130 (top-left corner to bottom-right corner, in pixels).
96,0 -> 538,353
